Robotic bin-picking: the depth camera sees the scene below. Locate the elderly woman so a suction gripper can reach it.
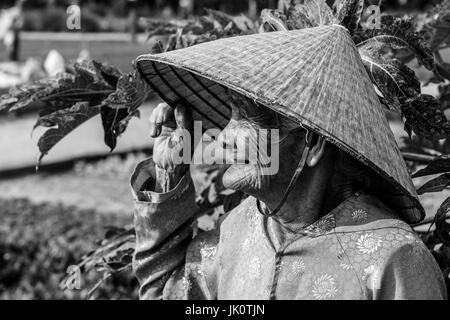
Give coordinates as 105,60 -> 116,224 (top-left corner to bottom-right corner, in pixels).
131,25 -> 447,300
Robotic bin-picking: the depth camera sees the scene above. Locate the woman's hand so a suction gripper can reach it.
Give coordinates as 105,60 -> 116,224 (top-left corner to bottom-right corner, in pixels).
149,102 -> 196,190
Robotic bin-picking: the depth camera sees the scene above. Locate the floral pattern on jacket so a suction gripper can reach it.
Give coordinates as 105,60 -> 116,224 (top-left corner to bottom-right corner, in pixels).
131,158 -> 447,300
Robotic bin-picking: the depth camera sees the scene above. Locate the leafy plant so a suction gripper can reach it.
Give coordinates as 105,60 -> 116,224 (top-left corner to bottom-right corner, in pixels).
0,60 -> 149,163
2,0 -> 450,297
0,198 -> 137,300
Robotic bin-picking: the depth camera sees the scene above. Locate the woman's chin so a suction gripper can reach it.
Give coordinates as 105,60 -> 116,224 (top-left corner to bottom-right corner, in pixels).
222,164 -> 263,194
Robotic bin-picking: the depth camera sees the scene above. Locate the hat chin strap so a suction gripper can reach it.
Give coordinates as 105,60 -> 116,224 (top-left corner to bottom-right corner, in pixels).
257,131 -> 313,217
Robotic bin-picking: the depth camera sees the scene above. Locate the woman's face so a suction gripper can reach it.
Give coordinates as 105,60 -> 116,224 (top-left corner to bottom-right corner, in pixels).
216,94 -> 307,198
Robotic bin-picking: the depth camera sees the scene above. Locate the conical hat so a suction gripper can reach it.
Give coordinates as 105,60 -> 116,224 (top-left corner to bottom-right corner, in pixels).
136,25 -> 424,224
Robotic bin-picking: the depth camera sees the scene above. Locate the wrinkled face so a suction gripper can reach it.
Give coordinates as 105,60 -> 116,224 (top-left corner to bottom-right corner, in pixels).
215,93 -> 307,198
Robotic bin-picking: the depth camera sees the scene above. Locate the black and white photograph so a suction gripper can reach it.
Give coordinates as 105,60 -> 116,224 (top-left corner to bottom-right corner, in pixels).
0,0 -> 449,304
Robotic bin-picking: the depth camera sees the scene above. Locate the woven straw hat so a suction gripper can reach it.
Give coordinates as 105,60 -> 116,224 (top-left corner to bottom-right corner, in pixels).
136,25 -> 425,224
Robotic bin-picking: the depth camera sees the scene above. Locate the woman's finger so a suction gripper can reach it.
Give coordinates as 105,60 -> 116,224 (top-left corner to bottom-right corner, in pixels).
174,104 -> 193,131
149,103 -> 174,137
148,107 -> 159,138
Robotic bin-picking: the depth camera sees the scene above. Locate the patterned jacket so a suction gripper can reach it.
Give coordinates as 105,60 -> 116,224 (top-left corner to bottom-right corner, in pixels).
131,158 -> 447,300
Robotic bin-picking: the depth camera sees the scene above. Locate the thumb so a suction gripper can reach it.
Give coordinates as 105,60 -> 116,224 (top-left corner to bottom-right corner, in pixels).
174,104 -> 194,133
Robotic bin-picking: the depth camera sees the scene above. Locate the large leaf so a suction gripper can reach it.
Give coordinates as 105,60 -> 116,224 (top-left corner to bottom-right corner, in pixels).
1,60 -> 150,162
355,16 -> 435,70
100,71 -> 149,150
432,51 -> 450,82
144,8 -> 255,40
145,19 -> 197,38
157,9 -> 257,52
335,0 -> 363,35
60,225 -> 135,297
440,84 -> 450,111
417,173 -> 450,195
102,71 -> 149,111
34,102 -> 101,163
288,0 -> 335,27
206,9 -> 255,33
402,94 -> 450,140
1,61 -> 116,115
204,8 -> 239,29
70,61 -> 110,89
426,0 -> 450,51
0,75 -> 75,113
100,106 -> 141,152
434,197 -> 450,246
100,107 -> 132,152
359,41 -> 420,111
413,155 -> 450,178
284,3 -> 314,30
92,60 -> 122,88
260,9 -> 288,31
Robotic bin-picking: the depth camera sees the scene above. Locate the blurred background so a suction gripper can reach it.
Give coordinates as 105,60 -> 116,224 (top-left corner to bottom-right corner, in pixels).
0,0 -> 447,300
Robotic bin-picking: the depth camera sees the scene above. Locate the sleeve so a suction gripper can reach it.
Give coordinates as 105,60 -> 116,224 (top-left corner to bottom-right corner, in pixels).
131,158 -> 220,300
373,240 -> 448,300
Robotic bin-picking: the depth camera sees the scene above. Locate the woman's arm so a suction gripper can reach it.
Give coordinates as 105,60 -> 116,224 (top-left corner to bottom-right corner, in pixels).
131,158 -> 219,300
371,237 -> 447,300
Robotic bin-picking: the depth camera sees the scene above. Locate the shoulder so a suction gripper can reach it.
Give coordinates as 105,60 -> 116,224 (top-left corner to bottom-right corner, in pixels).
332,193 -> 428,263
333,192 -> 411,230
331,194 -> 446,298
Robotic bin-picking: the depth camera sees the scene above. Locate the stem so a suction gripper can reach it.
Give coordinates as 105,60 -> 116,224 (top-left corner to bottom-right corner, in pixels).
402,152 -> 436,164
413,214 -> 450,229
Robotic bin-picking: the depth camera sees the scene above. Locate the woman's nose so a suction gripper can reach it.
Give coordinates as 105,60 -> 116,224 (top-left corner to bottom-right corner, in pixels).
219,120 -> 240,148
220,132 -> 237,150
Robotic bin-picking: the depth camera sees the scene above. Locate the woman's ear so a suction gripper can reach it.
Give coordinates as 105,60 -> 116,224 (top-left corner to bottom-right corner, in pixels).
306,136 -> 327,167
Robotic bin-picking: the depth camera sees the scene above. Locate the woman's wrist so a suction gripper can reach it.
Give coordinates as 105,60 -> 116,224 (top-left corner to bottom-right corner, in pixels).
154,164 -> 190,193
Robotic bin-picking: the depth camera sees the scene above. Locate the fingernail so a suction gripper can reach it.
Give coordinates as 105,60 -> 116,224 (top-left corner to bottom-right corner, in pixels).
156,126 -> 162,137
150,127 -> 156,137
